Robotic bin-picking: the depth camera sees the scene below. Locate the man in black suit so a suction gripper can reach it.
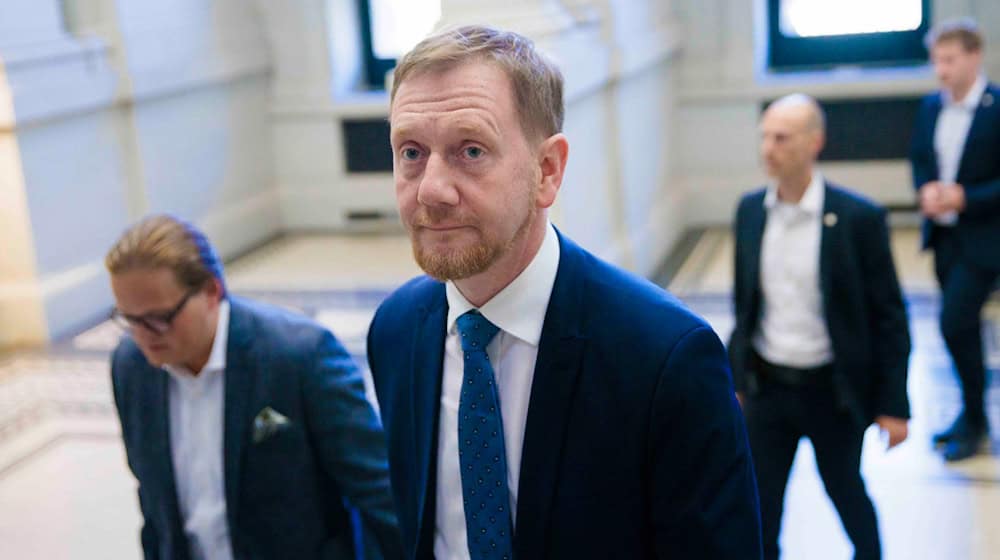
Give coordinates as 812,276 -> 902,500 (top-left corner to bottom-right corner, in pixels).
730,94 -> 911,560
910,18 -> 1000,461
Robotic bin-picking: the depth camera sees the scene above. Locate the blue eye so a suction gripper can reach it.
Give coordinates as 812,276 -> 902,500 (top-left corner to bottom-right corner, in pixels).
464,146 -> 484,159
401,147 -> 421,161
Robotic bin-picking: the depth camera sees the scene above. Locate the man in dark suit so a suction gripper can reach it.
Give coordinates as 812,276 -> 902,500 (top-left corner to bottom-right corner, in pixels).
729,94 -> 911,560
106,215 -> 402,560
367,25 -> 762,560
909,18 -> 1000,461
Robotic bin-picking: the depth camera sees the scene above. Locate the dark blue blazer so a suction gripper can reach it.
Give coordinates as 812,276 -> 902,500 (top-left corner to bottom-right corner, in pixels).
909,82 -> 1000,271
728,183 -> 911,425
367,232 -> 762,559
111,297 -> 403,560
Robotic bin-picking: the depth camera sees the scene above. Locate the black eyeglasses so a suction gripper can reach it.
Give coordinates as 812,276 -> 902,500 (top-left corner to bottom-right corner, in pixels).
111,288 -> 199,335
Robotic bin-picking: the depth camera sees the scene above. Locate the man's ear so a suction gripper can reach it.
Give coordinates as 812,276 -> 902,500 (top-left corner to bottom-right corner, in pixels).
536,133 -> 569,209
813,130 -> 826,159
204,277 -> 225,305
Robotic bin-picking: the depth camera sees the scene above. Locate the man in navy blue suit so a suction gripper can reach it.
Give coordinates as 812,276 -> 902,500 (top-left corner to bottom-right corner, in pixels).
106,215 -> 402,559
910,18 -> 1000,461
730,95 -> 911,560
367,25 -> 762,560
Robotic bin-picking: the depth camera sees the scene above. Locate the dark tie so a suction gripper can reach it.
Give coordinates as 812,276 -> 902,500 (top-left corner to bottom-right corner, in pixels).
456,310 -> 514,560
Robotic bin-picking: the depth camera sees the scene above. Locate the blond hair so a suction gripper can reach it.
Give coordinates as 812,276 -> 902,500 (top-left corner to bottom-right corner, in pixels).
926,18 -> 984,52
390,25 -> 564,143
105,214 -> 226,294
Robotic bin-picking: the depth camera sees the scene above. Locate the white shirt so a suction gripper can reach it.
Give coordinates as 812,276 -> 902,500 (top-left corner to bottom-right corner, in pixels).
433,223 -> 560,560
163,300 -> 234,560
933,74 -> 987,226
752,174 -> 834,369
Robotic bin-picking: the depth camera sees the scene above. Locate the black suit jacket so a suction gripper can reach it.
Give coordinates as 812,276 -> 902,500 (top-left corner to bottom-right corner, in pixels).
729,183 -> 911,425
909,82 -> 1000,271
368,232 -> 762,559
111,297 -> 402,560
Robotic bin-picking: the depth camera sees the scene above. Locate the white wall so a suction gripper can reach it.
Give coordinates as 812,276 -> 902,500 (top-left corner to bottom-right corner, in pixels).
0,0 -> 687,349
253,0 -> 399,232
261,0 -> 686,275
0,0 -> 275,346
673,0 -> 1000,225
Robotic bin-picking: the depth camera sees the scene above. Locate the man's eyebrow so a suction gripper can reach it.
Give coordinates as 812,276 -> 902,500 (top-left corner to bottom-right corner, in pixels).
451,120 -> 498,138
390,116 -> 501,143
120,305 -> 173,318
389,122 -> 414,143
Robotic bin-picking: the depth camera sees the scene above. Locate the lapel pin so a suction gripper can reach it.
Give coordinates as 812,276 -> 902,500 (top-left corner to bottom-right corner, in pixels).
983,93 -> 994,108
823,212 -> 838,227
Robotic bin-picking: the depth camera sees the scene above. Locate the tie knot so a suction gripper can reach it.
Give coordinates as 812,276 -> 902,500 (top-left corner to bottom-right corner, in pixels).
456,310 -> 500,353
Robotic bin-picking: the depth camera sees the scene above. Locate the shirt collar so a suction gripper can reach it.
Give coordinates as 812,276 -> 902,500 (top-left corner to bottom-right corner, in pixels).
943,74 -> 988,110
763,172 -> 825,214
446,222 -> 560,346
164,299 -> 230,379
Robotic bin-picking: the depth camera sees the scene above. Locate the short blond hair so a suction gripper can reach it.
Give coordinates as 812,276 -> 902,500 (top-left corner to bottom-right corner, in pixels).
926,18 -> 984,52
390,25 -> 564,143
105,214 -> 226,294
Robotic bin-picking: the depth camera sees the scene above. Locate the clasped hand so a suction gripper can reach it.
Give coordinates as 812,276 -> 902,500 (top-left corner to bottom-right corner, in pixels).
919,181 -> 965,217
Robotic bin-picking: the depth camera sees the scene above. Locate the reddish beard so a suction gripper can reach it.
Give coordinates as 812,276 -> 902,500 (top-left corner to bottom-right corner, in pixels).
407,203 -> 536,281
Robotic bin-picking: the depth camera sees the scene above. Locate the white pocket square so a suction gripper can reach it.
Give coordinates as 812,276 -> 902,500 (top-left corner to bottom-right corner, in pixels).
252,406 -> 291,444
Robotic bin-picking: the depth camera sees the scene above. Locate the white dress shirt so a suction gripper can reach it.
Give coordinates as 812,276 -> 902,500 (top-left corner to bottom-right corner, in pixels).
433,223 -> 561,560
933,74 -> 987,226
163,300 -> 234,560
752,174 -> 834,369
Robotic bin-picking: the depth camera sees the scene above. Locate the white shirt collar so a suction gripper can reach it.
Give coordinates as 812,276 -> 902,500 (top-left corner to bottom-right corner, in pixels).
764,172 -> 825,214
943,74 -> 988,110
446,222 -> 560,346
164,299 -> 230,378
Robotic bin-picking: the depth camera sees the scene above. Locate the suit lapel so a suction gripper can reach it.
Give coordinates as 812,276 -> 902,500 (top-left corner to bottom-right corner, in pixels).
746,193 -> 767,314
927,93 -> 943,177
819,184 -> 838,312
411,289 -> 448,556
223,299 -> 256,539
143,364 -> 185,539
513,233 -> 587,557
956,85 -> 995,181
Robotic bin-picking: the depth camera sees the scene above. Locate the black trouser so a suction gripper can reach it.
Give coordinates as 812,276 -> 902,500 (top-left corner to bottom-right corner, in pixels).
745,365 -> 881,560
933,229 -> 999,426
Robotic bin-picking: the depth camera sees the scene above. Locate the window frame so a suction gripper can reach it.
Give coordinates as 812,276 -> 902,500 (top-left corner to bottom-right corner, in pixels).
766,0 -> 932,71
358,0 -> 396,90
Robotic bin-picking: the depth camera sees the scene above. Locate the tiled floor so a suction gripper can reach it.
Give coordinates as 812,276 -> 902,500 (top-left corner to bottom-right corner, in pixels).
1,228 -> 997,559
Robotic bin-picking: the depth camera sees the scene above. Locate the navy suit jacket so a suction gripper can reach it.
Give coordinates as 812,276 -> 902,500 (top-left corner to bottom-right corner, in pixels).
367,232 -> 762,559
111,297 -> 403,560
909,82 -> 1000,271
728,183 -> 911,426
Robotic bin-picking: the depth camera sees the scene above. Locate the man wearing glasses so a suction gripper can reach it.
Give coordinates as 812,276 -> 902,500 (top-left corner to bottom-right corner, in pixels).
105,214 -> 402,560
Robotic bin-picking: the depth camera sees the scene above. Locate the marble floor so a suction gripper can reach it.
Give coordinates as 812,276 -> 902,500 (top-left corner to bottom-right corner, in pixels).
0,228 -> 997,559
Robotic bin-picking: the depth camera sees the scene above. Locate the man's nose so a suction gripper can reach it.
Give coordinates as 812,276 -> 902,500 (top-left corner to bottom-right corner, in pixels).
761,138 -> 774,157
131,328 -> 157,346
416,153 -> 460,207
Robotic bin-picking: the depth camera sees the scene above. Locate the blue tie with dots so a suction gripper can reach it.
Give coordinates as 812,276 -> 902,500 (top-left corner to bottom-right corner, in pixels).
456,310 -> 514,560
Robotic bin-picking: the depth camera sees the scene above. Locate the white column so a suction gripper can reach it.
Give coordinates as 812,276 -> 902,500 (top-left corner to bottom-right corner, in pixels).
0,88 -> 48,348
254,0 -> 337,108
0,0 -> 88,348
